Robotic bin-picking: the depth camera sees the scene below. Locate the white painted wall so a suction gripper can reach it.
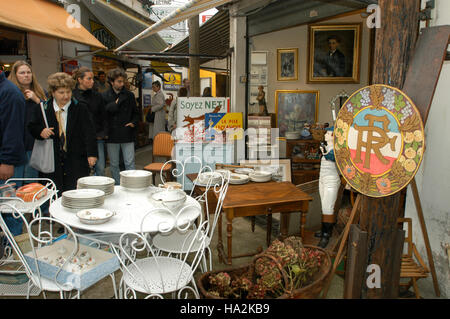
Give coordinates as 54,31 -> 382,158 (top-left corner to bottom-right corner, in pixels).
403,0 -> 450,299
248,13 -> 371,124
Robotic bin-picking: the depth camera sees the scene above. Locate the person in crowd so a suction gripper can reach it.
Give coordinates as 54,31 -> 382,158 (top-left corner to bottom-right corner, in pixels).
202,86 -> 212,97
168,87 -> 188,133
8,61 -> 47,180
148,81 -> 166,141
0,66 -> 27,236
102,68 -> 139,185
182,78 -> 190,97
28,72 -> 98,193
94,70 -> 110,94
72,67 -> 107,177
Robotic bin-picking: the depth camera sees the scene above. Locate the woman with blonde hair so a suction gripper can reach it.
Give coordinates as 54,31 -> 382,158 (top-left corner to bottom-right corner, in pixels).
8,60 -> 47,179
28,72 -> 97,193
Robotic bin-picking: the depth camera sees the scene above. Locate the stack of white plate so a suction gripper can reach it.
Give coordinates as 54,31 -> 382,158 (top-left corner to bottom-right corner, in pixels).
77,176 -> 115,196
249,171 -> 272,183
229,173 -> 249,185
61,189 -> 105,209
120,170 -> 152,190
234,168 -> 254,175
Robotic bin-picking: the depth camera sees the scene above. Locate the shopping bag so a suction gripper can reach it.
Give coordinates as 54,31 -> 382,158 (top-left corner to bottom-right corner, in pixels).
29,102 -> 55,173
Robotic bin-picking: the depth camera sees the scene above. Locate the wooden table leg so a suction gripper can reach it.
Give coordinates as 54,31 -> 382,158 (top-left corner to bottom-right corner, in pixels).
280,212 -> 290,241
226,208 -> 234,265
266,208 -> 272,247
300,210 -> 307,240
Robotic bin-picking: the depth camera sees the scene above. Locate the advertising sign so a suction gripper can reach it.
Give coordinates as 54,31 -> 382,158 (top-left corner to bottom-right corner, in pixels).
163,72 -> 182,91
205,113 -> 243,142
176,97 -> 230,143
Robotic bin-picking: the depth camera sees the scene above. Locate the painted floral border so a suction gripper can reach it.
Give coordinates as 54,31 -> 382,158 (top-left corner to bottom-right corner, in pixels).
334,85 -> 425,197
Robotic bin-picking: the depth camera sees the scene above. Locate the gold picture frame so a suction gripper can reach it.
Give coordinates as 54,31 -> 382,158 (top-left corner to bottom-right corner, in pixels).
275,90 -> 319,138
307,23 -> 362,84
277,48 -> 299,81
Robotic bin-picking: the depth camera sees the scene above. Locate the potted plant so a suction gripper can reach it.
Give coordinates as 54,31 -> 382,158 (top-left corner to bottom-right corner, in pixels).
198,237 -> 332,299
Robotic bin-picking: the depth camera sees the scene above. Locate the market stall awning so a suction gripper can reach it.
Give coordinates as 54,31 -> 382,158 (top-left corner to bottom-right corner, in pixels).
114,0 -> 233,52
0,0 -> 106,49
150,61 -> 175,74
81,0 -> 167,52
119,9 -> 230,67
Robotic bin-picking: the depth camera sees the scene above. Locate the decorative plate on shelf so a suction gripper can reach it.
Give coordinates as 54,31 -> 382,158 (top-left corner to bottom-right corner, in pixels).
334,85 -> 425,198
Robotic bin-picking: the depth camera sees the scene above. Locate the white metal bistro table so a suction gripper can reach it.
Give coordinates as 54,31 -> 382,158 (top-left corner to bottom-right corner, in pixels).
49,186 -> 201,234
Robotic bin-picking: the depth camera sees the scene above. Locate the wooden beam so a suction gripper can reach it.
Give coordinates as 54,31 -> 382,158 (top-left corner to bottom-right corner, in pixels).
356,0 -> 421,299
189,16 -> 201,97
344,225 -> 368,299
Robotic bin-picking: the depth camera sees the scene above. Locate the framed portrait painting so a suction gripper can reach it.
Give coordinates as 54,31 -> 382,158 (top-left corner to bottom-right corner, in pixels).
275,90 -> 319,138
277,48 -> 298,81
308,23 -> 362,83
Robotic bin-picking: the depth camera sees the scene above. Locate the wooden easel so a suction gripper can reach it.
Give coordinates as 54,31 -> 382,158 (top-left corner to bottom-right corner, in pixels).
322,24 -> 450,299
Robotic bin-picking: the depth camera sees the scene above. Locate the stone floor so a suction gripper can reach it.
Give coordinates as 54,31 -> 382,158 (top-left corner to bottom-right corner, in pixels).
0,144 -> 345,299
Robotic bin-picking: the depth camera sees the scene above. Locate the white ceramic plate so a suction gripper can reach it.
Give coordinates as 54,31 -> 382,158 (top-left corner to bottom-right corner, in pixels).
77,176 -> 115,186
62,189 -> 105,199
150,189 -> 187,211
120,170 -> 152,177
229,173 -> 250,185
76,208 -> 114,225
234,168 -> 254,175
249,171 -> 272,183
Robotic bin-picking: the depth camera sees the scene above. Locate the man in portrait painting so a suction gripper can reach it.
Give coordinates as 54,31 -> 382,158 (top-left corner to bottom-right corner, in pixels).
314,35 -> 347,77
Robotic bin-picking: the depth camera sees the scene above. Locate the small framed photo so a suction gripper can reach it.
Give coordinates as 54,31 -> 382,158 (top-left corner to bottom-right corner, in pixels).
275,90 -> 319,137
240,159 -> 292,182
277,48 -> 298,81
308,23 -> 362,83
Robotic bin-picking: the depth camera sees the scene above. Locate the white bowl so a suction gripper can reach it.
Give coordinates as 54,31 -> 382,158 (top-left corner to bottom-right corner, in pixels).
229,173 -> 250,185
76,208 -> 115,225
150,189 -> 187,211
234,168 -> 254,175
249,171 -> 272,183
197,172 -> 223,185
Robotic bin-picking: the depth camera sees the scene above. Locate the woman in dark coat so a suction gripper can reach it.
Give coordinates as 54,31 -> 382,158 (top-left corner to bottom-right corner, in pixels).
28,72 -> 97,193
8,60 -> 47,179
72,67 -> 107,177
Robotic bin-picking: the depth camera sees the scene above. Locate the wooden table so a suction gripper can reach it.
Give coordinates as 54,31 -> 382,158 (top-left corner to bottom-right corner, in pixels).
187,174 -> 313,265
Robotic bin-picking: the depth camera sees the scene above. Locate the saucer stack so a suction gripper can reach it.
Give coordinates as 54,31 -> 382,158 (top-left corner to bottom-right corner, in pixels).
61,189 -> 105,209
77,176 -> 115,196
120,170 -> 152,190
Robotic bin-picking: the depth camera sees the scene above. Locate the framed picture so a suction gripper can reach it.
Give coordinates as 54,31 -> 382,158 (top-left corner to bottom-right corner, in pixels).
275,90 -> 319,137
308,23 -> 362,83
240,159 -> 292,182
277,48 -> 298,81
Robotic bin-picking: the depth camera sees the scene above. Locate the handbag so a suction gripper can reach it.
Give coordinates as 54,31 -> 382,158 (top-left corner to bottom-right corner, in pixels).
29,102 -> 55,173
146,109 -> 155,123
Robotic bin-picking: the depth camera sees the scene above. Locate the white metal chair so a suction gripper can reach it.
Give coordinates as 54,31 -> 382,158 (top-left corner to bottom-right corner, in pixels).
0,203 -> 118,299
152,167 -> 230,272
110,206 -> 207,299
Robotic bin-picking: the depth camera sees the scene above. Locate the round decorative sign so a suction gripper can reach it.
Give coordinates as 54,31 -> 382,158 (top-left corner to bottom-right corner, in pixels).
334,84 -> 425,198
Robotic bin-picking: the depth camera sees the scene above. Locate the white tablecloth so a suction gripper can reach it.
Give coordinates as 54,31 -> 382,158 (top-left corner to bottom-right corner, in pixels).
50,186 -> 201,234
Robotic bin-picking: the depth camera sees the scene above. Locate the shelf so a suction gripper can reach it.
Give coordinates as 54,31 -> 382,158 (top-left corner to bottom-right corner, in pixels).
286,139 -> 320,144
292,158 -> 321,163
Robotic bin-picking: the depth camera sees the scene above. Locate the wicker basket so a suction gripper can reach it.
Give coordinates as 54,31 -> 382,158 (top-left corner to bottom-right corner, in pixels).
197,245 -> 332,299
311,129 -> 326,141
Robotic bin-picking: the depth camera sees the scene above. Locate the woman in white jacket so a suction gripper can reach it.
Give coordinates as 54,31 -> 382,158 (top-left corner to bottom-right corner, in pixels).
148,81 -> 166,140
